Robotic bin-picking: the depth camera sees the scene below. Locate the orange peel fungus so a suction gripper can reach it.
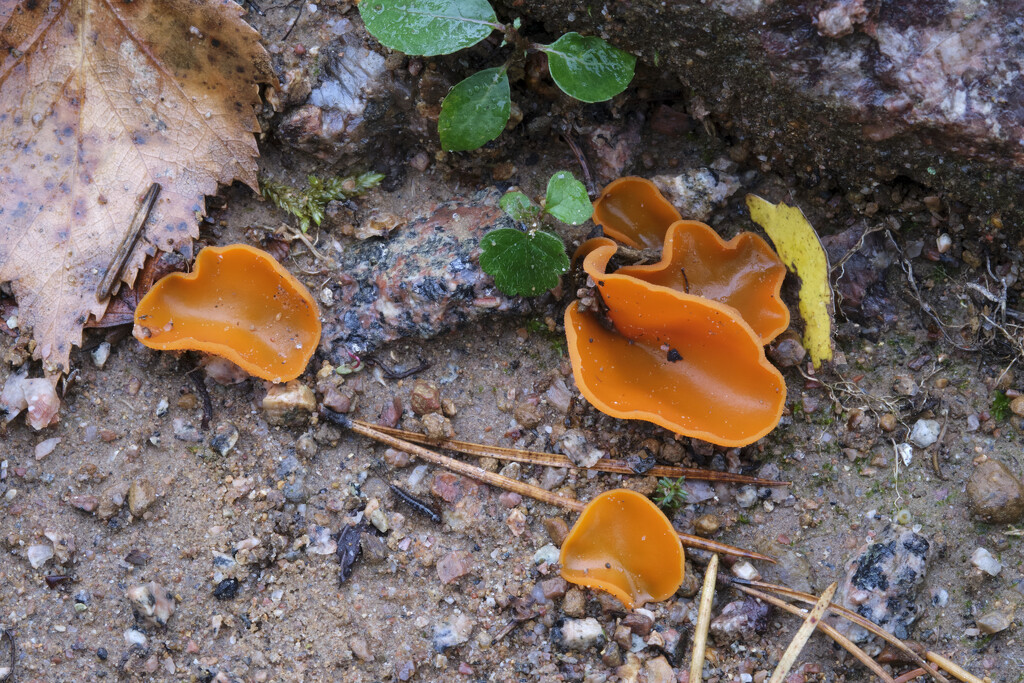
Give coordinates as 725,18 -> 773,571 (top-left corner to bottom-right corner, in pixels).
591,176 -> 681,249
566,242 -> 786,447
616,220 -> 789,343
559,489 -> 685,609
133,244 -> 321,382
567,177 -> 790,446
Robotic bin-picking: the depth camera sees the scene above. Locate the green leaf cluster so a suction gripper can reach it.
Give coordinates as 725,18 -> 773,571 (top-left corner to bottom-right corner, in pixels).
992,390 -> 1012,422
359,0 -> 636,151
479,171 -> 591,298
652,476 -> 688,512
260,172 -> 384,232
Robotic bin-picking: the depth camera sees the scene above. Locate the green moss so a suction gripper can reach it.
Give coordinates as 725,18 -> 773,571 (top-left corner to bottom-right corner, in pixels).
261,172 -> 383,232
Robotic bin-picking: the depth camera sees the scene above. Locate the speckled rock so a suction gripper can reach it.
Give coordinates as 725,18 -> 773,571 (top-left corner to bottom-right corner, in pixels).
126,582 -> 176,627
436,550 -> 473,584
409,380 -> 441,416
837,526 -> 930,641
976,605 -> 1015,635
319,190 -> 531,360
967,459 -> 1024,524
710,597 -> 772,642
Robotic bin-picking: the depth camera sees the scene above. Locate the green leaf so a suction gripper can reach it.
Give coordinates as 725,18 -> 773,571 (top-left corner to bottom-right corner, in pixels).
479,228 -> 569,297
359,0 -> 499,56
499,191 -> 540,223
544,170 -> 592,224
541,33 -> 636,103
438,67 -> 511,151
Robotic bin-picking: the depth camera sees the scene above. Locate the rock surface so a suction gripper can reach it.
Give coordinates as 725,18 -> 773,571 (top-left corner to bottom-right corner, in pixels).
319,190 -> 530,360
966,459 -> 1024,524
837,526 -> 929,641
275,18 -> 428,168
498,0 -> 1024,219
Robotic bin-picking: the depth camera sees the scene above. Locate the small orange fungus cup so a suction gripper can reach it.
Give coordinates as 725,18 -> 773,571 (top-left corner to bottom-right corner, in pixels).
133,244 -> 321,382
592,177 -> 681,249
566,243 -> 786,446
560,489 -> 684,609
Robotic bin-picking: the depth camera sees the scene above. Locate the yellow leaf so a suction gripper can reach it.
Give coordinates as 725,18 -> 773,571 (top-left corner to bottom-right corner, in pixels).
0,0 -> 275,375
745,195 -> 833,368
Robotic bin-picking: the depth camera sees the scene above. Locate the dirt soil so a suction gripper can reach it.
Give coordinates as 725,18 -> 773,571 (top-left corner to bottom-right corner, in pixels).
2,4 -> 1023,683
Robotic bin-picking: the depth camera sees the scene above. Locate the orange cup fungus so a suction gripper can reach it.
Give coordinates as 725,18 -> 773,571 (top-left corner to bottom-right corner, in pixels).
566,178 -> 789,446
559,489 -> 685,609
616,221 -> 789,343
591,177 -> 682,249
133,244 -> 321,382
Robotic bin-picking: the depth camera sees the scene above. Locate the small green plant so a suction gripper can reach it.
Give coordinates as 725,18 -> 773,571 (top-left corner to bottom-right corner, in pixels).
652,476 -> 688,512
992,390 -> 1012,421
479,171 -> 589,296
359,0 -> 636,151
260,172 -> 384,232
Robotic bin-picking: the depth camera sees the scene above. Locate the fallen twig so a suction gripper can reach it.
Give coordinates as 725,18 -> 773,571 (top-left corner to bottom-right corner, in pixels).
689,553 -> 719,683
324,410 -> 775,562
894,669 -> 927,683
96,182 -> 161,302
356,420 -> 790,486
767,581 -> 838,683
559,128 -> 597,197
887,231 -> 979,352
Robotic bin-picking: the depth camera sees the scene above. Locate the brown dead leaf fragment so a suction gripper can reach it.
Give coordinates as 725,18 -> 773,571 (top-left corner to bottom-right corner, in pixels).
0,0 -> 274,375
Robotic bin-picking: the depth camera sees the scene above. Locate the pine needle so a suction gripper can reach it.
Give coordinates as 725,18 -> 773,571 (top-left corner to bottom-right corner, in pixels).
689,553 -> 719,683
731,578 -> 950,683
731,583 -> 894,682
325,410 -> 775,561
355,420 -> 790,486
925,653 -> 985,683
767,581 -> 838,683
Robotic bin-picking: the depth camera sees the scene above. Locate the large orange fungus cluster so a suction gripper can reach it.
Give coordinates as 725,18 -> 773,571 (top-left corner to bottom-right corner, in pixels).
566,177 -> 790,447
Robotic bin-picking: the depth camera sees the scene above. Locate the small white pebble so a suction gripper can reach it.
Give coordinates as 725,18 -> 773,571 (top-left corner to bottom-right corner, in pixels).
91,341 -> 111,368
971,547 -> 1001,576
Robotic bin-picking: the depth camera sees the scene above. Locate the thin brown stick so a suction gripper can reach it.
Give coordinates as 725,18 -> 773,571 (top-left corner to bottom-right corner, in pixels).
689,553 -> 719,683
327,411 -> 775,562
731,583 -> 894,683
347,415 -> 581,510
894,669 -> 927,683
356,420 -> 790,486
768,582 -> 838,683
96,182 -> 161,301
929,409 -> 949,480
736,579 -> 950,683
925,653 -> 984,683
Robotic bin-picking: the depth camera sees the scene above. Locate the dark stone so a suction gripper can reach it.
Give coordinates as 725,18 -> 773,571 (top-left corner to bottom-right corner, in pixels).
213,578 -> 240,600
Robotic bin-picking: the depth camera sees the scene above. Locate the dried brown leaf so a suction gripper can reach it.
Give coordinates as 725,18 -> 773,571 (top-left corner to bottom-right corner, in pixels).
0,0 -> 274,374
